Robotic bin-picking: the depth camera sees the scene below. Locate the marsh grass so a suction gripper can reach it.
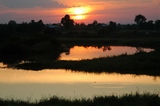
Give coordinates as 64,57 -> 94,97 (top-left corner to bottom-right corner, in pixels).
54,36 -> 160,75
53,51 -> 160,75
0,98 -> 32,106
15,36 -> 160,76
16,50 -> 160,76
0,92 -> 160,106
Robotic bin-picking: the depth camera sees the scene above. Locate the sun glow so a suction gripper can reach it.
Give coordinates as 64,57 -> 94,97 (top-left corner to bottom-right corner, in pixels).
67,6 -> 92,20
73,15 -> 86,20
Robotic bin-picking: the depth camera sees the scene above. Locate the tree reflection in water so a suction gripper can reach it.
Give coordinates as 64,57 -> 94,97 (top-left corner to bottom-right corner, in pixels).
60,45 -> 154,61
0,44 -> 154,71
0,35 -> 63,67
63,45 -> 112,56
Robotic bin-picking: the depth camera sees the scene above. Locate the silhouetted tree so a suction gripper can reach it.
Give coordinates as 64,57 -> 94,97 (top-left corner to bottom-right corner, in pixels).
134,14 -> 147,25
74,22 -> 87,30
8,20 -> 17,25
134,14 -> 147,29
92,20 -> 98,26
108,21 -> 117,31
16,22 -> 28,33
28,20 -> 45,33
37,20 -> 45,32
155,20 -> 160,30
0,43 -> 29,64
61,14 -> 74,30
7,20 -> 17,33
147,20 -> 154,30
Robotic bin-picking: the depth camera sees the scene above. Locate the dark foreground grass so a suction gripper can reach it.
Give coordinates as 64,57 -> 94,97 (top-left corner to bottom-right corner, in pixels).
0,92 -> 160,106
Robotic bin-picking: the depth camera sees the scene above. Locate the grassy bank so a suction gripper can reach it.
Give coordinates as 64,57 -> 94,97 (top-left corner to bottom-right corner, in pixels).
16,36 -> 160,76
51,51 -> 160,76
17,51 -> 160,76
0,92 -> 160,106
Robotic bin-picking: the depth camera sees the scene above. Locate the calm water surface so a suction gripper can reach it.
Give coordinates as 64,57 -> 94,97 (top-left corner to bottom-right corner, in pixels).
60,46 -> 154,60
0,46 -> 157,102
0,68 -> 159,102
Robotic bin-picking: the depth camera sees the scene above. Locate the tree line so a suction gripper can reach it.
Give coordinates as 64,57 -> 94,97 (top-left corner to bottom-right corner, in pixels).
0,14 -> 160,37
134,14 -> 160,30
60,14 -> 160,30
0,20 -> 45,36
0,14 -> 159,67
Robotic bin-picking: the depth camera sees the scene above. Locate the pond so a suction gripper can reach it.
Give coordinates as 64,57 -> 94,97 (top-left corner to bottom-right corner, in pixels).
60,46 -> 154,60
0,68 -> 159,102
0,46 -> 158,102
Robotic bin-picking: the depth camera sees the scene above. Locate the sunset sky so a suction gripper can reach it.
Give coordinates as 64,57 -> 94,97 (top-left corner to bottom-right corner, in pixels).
0,0 -> 160,24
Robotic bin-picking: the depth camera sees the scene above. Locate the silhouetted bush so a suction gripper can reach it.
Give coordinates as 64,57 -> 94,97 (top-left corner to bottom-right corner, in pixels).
0,43 -> 29,64
0,92 -> 159,106
43,27 -> 61,35
0,34 -> 64,65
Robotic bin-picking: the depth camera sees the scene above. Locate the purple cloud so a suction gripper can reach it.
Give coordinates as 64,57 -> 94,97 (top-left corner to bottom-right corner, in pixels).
0,0 -> 68,8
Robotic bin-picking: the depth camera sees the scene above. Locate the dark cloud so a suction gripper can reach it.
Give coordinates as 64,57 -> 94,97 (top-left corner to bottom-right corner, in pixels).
0,0 -> 67,8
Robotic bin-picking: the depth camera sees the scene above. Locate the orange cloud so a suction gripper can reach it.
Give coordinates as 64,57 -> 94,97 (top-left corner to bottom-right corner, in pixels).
65,6 -> 93,20
0,0 -> 159,24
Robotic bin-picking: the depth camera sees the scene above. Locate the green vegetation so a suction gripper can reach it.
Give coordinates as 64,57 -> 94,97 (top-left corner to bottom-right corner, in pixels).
0,92 -> 159,106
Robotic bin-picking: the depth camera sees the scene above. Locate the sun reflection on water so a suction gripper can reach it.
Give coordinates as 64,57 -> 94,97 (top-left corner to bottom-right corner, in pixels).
0,68 -> 159,102
60,46 -> 154,60
0,68 -> 159,84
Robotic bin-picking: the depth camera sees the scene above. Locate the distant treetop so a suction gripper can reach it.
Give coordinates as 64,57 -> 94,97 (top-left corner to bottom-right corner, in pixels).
61,14 -> 74,30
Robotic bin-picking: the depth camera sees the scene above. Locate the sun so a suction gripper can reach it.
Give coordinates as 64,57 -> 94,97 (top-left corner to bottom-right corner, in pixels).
67,6 -> 91,20
74,7 -> 87,15
73,15 -> 86,20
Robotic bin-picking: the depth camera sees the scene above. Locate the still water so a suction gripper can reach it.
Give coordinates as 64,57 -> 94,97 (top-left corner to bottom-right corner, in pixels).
60,46 -> 154,60
0,68 -> 160,102
0,46 -> 158,102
